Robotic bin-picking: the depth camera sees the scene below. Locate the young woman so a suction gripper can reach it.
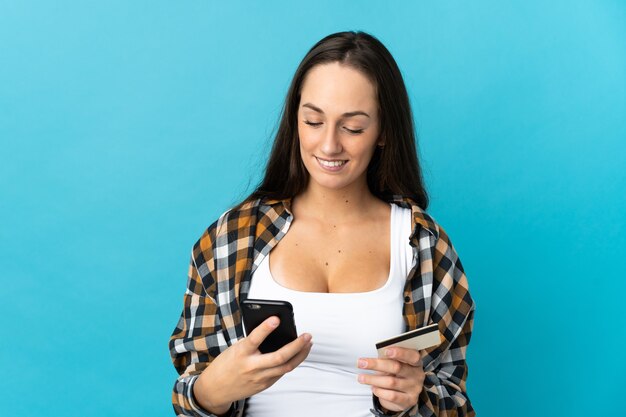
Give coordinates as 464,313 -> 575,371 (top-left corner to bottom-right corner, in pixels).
169,31 -> 476,417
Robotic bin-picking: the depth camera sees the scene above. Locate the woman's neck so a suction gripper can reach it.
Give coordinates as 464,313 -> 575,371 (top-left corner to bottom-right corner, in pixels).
292,180 -> 386,224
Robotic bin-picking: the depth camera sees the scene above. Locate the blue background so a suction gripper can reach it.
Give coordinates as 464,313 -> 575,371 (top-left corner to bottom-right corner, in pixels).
1,1 -> 625,416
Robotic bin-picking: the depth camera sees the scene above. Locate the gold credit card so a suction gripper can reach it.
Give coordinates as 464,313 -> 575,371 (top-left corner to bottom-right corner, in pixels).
376,323 -> 441,357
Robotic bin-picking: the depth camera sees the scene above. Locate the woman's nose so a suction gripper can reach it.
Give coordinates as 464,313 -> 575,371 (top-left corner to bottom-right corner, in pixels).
320,125 -> 343,155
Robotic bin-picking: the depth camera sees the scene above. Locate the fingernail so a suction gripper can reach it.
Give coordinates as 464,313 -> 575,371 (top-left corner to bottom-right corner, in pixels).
358,374 -> 365,383
303,333 -> 312,342
358,359 -> 367,368
385,349 -> 394,358
268,317 -> 279,327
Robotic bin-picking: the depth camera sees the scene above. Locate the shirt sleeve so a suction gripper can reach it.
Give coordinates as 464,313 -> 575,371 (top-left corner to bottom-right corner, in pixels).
168,231 -> 244,417
414,225 -> 476,417
416,310 -> 475,416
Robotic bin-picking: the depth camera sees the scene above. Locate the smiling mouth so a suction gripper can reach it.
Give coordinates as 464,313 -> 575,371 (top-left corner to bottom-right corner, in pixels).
316,157 -> 348,167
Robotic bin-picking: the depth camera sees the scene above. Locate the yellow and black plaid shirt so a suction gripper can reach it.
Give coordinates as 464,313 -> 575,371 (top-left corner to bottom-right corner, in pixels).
169,196 -> 476,417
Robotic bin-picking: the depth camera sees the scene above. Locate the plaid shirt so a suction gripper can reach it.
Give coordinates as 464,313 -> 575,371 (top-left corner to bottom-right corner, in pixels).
169,196 -> 476,417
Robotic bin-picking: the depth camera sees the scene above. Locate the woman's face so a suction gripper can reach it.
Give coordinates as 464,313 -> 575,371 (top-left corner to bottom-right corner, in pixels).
297,62 -> 382,193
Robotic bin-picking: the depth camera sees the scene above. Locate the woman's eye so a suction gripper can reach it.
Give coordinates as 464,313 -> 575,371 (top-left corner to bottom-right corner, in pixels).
344,127 -> 364,135
304,120 -> 363,135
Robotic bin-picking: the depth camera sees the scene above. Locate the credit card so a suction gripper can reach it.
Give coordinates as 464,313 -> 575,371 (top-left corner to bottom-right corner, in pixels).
376,323 -> 441,357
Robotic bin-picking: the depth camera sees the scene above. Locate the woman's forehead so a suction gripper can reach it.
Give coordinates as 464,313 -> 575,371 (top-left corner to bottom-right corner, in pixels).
299,63 -> 378,115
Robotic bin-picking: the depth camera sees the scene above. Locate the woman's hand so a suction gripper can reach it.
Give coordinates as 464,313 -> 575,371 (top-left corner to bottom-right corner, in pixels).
193,316 -> 313,415
357,347 -> 425,413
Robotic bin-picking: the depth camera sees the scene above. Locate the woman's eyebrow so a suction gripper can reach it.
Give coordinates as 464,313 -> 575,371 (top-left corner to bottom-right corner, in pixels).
302,102 -> 370,118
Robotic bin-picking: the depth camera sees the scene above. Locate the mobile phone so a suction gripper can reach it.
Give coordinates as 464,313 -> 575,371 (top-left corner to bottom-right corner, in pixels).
241,299 -> 298,354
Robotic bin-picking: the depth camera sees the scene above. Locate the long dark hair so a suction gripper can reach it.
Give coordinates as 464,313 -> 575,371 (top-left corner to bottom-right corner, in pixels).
237,31 -> 428,210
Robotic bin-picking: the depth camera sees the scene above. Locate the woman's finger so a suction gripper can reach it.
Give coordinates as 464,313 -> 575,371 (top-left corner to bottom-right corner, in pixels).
358,373 -> 413,392
243,316 -> 282,353
260,340 -> 313,379
372,386 -> 416,411
382,347 -> 422,367
253,332 -> 312,369
358,357 -> 421,378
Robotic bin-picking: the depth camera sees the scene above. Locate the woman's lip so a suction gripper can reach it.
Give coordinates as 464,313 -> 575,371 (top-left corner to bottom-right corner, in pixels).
315,156 -> 348,162
315,156 -> 348,172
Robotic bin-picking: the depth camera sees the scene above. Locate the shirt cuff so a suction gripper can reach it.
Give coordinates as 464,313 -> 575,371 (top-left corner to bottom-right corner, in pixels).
370,395 -> 418,417
188,374 -> 236,417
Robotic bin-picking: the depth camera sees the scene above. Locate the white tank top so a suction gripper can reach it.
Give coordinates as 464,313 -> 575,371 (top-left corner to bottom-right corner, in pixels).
246,203 -> 414,417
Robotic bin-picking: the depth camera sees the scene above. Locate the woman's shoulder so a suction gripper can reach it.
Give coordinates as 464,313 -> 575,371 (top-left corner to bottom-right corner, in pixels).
191,197 -> 289,254
194,198 -> 259,240
390,196 -> 466,263
389,195 -> 441,240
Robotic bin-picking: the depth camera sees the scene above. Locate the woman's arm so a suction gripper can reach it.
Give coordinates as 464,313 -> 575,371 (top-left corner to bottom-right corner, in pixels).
416,225 -> 476,417
361,223 -> 476,417
370,224 -> 476,417
169,221 -> 312,417
169,248 -> 240,417
416,309 -> 474,416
